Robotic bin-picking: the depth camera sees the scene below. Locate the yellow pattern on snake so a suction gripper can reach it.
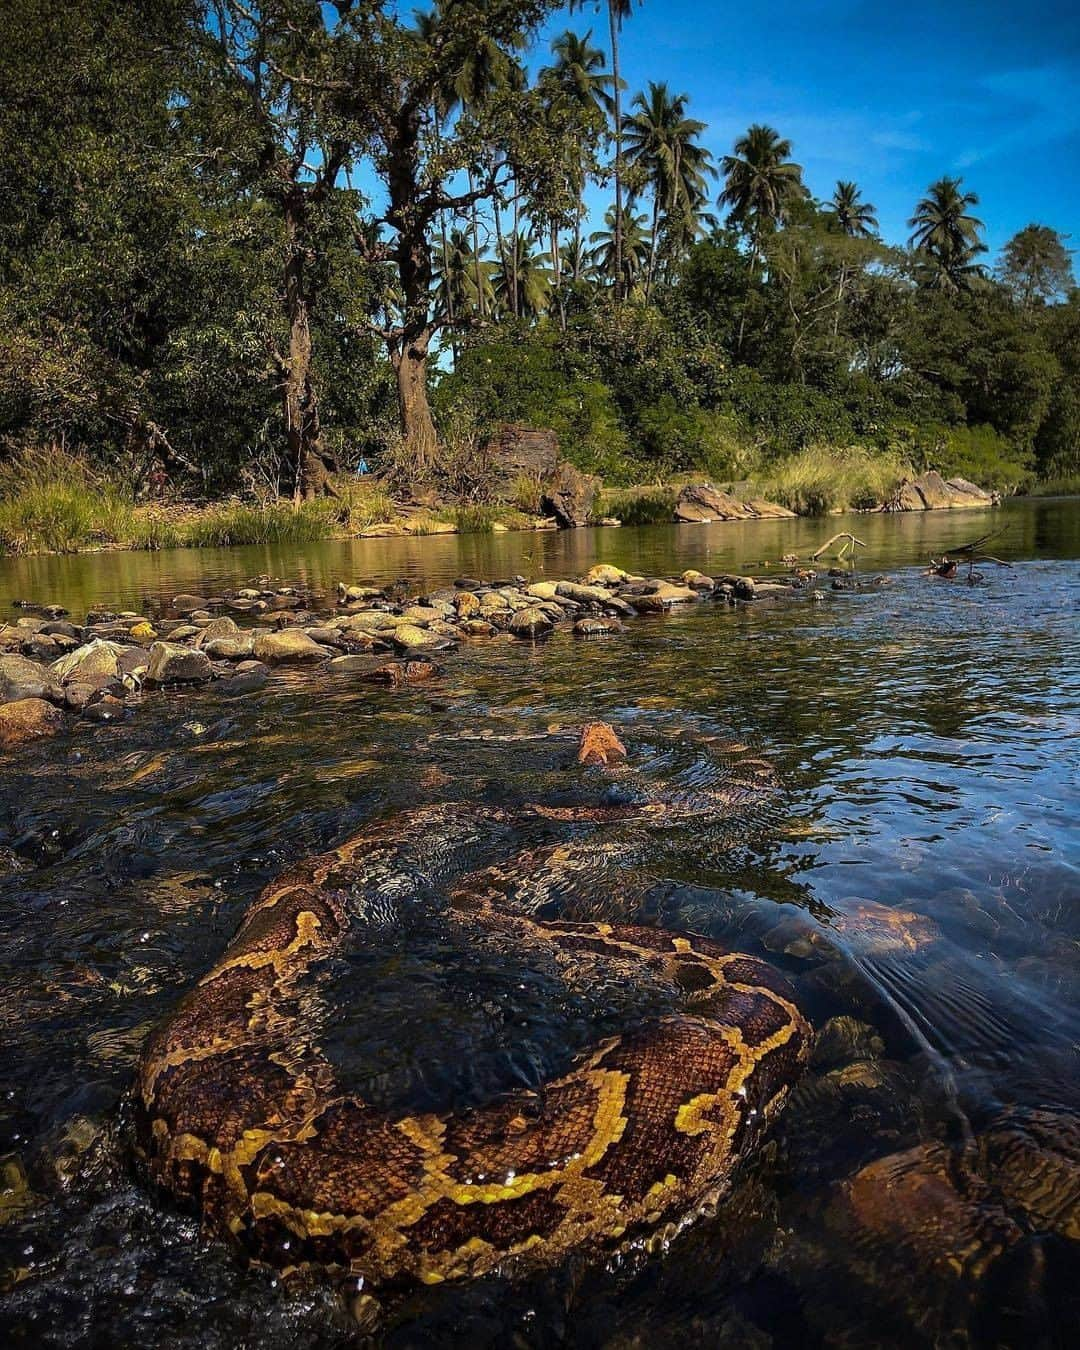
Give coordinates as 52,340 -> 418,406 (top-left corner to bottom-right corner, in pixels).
135,725 -> 811,1288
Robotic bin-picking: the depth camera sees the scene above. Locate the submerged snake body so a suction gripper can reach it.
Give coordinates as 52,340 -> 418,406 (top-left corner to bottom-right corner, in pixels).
136,730 -> 810,1287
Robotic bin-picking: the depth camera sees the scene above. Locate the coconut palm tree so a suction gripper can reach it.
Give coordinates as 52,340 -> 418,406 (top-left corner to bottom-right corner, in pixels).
829,180 -> 878,237
720,124 -> 805,350
589,203 -> 651,295
540,29 -> 613,291
492,232 -> 553,318
570,1 -> 641,302
908,177 -> 987,291
542,29 -> 614,119
623,81 -> 715,300
431,228 -> 495,322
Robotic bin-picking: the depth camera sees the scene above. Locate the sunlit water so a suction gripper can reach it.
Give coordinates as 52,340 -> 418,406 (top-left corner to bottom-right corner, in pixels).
1,499 -> 1077,1346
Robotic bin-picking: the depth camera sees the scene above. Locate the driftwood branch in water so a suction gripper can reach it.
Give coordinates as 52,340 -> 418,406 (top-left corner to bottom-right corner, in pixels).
811,532 -> 867,561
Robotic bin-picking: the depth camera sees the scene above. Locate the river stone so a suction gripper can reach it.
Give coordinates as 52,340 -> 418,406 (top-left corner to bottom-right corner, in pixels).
554,581 -> 613,605
171,594 -> 207,616
203,636 -> 255,660
453,591 -> 482,618
220,664 -> 269,697
252,629 -> 328,662
0,698 -> 64,748
195,617 -> 240,646
339,610 -> 399,632
401,606 -> 444,626
682,570 -> 715,589
460,620 -> 497,637
390,624 -> 445,652
583,564 -> 630,586
362,660 -> 442,684
526,581 -> 560,601
509,607 -> 554,639
644,581 -> 699,604
574,617 -> 625,637
303,627 -> 346,648
628,593 -> 667,614
51,639 -> 127,684
146,642 -> 213,684
716,574 -> 756,601
338,583 -> 385,603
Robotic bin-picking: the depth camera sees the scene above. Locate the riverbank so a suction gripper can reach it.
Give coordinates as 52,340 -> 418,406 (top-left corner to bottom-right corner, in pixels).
0,445 -> 1018,559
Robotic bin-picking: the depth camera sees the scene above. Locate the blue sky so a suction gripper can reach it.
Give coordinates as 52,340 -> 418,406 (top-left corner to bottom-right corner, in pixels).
530,0 -> 1080,260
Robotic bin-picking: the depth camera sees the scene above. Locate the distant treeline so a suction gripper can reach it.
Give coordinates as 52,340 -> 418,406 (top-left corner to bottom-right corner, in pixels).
1,0 -> 1077,501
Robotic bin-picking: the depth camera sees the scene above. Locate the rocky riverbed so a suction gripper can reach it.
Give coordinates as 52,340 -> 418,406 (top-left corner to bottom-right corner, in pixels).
0,563 -> 862,753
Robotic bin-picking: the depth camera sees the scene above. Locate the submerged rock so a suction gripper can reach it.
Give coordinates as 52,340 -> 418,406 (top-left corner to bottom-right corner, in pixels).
509,607 -> 554,639
0,697 -> 64,748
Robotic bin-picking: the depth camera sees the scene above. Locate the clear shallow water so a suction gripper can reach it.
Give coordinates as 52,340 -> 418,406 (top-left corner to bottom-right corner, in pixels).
1,499 -> 1078,1346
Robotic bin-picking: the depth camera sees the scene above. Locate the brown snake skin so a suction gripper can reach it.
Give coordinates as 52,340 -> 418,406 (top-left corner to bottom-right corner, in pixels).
135,725 -> 811,1287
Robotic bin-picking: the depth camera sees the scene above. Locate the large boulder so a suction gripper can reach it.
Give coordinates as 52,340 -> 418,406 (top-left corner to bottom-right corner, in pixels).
50,639 -> 128,686
0,653 -> 61,704
252,629 -> 329,662
540,462 -> 599,528
945,476 -> 994,506
891,472 -> 995,511
146,642 -> 213,684
745,497 -> 797,519
673,484 -> 756,523
485,424 -> 559,499
0,697 -> 64,749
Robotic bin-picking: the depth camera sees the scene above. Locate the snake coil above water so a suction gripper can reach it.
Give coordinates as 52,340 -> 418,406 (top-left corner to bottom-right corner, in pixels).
134,725 -> 811,1288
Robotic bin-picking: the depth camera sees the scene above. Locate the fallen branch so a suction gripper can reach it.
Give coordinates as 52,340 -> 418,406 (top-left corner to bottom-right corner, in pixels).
811,531 -> 867,561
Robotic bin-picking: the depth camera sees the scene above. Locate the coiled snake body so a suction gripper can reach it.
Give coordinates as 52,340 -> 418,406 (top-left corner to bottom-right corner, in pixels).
135,725 -> 810,1287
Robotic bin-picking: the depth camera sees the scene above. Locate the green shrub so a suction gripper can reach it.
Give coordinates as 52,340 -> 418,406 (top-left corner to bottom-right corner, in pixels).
593,485 -> 677,525
915,424 -> 1033,494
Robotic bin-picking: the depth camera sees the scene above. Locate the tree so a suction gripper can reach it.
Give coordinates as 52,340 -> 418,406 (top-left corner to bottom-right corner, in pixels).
908,176 -> 987,293
589,203 -> 651,294
570,2 -> 642,303
492,232 -> 552,318
720,124 -> 805,351
540,29 -> 612,285
623,82 -> 714,301
829,181 -> 878,238
998,224 -> 1075,311
352,2 -> 558,474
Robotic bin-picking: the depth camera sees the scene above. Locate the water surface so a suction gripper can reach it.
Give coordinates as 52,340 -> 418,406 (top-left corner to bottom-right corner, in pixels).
1,499 -> 1077,1346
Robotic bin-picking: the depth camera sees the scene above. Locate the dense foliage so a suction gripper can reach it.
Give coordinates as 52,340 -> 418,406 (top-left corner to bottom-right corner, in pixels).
1,0 -> 1076,501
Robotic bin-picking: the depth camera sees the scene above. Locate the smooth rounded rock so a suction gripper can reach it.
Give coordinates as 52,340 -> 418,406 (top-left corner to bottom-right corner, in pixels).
0,697 -> 64,748
146,642 -> 213,684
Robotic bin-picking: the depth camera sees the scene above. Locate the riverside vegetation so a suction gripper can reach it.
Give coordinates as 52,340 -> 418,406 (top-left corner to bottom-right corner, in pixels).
2,2 -> 1079,557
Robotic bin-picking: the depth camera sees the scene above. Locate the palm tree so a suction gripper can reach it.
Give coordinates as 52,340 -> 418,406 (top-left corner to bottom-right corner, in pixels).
624,82 -> 714,300
720,124 -> 805,350
541,29 -> 613,292
492,232 -> 553,318
432,228 -> 495,323
571,2 -> 641,303
908,176 -> 987,291
589,203 -> 651,295
830,180 -> 878,237
542,29 -> 613,119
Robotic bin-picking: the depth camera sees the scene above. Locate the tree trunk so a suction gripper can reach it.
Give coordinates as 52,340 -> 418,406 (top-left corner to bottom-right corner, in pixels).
282,196 -> 335,501
644,190 -> 661,305
468,168 -> 487,319
736,225 -> 759,356
609,2 -> 624,304
393,335 -> 436,474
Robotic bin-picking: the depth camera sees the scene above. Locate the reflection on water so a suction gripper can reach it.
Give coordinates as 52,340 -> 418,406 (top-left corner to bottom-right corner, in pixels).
1,498 -> 1078,1346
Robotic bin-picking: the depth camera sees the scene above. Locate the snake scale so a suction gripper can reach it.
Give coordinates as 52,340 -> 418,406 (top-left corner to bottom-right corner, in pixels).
135,725 -> 811,1289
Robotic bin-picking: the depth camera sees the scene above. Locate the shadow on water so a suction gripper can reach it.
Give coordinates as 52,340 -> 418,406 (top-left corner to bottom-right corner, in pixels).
1,498 -> 1078,1345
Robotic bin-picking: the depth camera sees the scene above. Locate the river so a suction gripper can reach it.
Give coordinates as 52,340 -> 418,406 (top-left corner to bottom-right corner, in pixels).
1,498 -> 1078,1346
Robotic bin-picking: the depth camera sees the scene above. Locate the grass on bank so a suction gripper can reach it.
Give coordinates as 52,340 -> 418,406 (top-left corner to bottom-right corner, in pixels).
752,445 -> 913,517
